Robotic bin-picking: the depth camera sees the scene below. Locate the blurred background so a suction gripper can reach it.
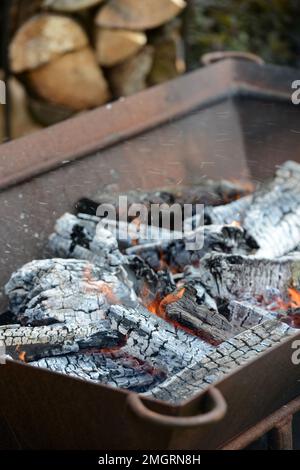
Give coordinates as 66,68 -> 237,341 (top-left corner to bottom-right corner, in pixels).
1,0 -> 300,143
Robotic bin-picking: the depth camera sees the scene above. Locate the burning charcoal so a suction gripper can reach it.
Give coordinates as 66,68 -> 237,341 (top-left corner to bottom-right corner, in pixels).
49,212 -> 125,268
108,304 -> 213,374
243,161 -> 300,257
0,321 -> 123,362
204,195 -> 253,226
147,319 -> 298,404
197,253 -> 300,301
165,285 -> 240,344
30,351 -> 164,392
126,255 -> 176,305
126,224 -> 250,271
5,259 -> 137,325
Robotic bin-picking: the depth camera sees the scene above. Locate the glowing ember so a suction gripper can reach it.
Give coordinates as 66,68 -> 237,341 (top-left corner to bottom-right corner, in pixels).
145,288 -> 185,319
269,287 -> 300,312
158,288 -> 186,318
18,350 -> 26,362
83,265 -> 119,304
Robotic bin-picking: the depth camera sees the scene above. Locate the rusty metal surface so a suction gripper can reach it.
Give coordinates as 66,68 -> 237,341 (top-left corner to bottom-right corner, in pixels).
0,58 -> 298,191
223,396 -> 300,450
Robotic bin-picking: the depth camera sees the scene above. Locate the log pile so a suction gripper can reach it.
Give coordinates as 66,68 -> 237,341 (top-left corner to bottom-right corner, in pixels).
7,0 -> 187,129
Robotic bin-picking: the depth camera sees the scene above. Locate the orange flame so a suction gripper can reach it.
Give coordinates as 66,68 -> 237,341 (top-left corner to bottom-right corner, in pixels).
18,349 -> 26,362
288,288 -> 300,309
146,288 -> 186,319
269,287 -> 300,312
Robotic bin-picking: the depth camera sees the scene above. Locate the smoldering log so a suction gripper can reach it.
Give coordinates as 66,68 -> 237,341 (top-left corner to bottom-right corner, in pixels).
5,259 -> 137,325
49,212 -> 125,268
242,161 -> 300,258
227,300 -> 276,330
108,304 -> 213,374
126,224 -> 250,271
1,321 -> 123,362
147,319 -> 297,404
197,253 -> 300,301
126,255 -> 176,303
31,351 -> 165,392
165,286 -> 241,343
204,195 -> 253,226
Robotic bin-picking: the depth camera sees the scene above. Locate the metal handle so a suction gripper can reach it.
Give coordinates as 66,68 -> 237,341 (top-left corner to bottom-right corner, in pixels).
127,387 -> 227,429
201,51 -> 265,66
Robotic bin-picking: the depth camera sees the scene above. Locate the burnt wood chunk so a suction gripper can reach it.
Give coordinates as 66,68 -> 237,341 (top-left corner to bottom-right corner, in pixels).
5,259 -> 136,325
31,351 -> 165,392
1,321 -> 123,362
205,195 -> 253,226
227,300 -> 276,330
108,304 -> 212,374
243,161 -> 300,257
165,286 -> 241,343
197,253 -> 300,301
147,319 -> 298,404
49,212 -> 125,267
126,224 -> 250,271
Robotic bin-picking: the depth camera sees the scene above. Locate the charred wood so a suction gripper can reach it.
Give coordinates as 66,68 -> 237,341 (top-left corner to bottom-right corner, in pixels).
147,319 -> 298,404
49,212 -> 125,268
126,224 -> 250,271
243,161 -> 300,257
1,321 -> 123,362
31,351 -> 165,392
5,258 -> 137,325
197,253 -> 300,301
108,304 -> 212,374
165,285 -> 240,343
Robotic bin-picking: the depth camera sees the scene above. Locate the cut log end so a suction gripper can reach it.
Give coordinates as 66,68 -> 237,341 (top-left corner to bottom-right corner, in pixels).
27,47 -> 111,110
44,0 -> 105,12
95,0 -> 186,31
95,28 -> 147,67
10,14 -> 89,73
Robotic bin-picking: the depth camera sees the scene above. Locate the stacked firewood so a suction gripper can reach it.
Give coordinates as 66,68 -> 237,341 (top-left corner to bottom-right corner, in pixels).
7,0 -> 186,127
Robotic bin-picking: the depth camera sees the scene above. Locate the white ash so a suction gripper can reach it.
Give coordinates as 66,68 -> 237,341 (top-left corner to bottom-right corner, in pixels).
5,258 -> 137,325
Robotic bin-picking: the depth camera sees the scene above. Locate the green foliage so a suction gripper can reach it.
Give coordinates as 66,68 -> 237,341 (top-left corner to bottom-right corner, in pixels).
186,0 -> 300,69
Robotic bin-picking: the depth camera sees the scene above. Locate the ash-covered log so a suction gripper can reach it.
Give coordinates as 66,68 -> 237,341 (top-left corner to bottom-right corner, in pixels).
197,253 -> 300,301
204,195 -> 253,226
165,285 -> 241,343
108,303 -> 213,374
126,255 -> 175,304
205,161 -> 300,258
1,321 -> 123,362
126,224 -> 250,271
227,300 -> 276,330
243,161 -> 300,257
49,213 -> 125,267
31,351 -> 165,392
147,319 -> 298,404
5,258 -> 137,325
